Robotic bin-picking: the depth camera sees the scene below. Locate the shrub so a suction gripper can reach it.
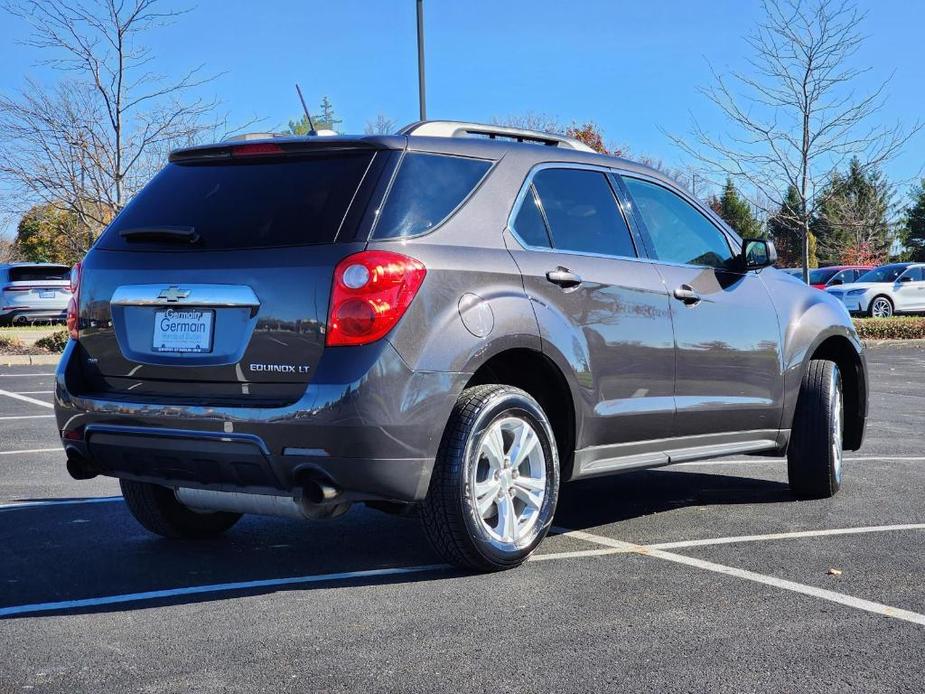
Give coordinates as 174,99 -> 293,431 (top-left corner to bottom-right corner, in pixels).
0,333 -> 28,354
34,329 -> 70,353
853,317 -> 925,340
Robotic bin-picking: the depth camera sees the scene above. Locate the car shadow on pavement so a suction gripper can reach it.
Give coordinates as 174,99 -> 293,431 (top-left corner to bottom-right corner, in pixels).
1,467 -> 794,618
554,466 -> 795,531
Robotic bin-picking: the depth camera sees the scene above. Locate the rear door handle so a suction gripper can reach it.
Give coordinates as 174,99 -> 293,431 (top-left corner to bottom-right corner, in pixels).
673,284 -> 701,305
546,267 -> 582,289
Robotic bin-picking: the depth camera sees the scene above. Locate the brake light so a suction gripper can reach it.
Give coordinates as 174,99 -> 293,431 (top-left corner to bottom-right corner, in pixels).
231,143 -> 284,157
66,261 -> 81,340
326,251 -> 426,347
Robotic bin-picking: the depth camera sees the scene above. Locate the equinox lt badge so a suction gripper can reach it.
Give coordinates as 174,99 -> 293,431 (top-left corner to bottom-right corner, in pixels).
249,363 -> 309,374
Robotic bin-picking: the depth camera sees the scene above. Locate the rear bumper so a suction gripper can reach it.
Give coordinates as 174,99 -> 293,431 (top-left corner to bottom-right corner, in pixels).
54,340 -> 470,502
0,307 -> 67,324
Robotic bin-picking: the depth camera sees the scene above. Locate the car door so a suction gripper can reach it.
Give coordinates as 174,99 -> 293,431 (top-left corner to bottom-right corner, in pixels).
618,174 -> 784,438
505,165 -> 676,451
893,266 -> 925,311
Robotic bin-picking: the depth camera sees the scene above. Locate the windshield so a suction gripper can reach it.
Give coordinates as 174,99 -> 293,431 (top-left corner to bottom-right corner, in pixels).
809,268 -> 839,284
856,264 -> 908,284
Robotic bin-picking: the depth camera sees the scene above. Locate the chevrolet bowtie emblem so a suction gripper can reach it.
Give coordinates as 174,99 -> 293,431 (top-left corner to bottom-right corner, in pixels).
157,286 -> 191,302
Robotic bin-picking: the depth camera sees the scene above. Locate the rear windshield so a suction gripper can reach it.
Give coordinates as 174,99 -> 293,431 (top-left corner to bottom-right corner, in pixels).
8,266 -> 70,282
372,153 -> 492,239
98,152 -> 374,250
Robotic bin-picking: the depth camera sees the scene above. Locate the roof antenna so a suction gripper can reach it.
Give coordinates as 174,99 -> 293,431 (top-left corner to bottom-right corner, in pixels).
295,83 -> 316,136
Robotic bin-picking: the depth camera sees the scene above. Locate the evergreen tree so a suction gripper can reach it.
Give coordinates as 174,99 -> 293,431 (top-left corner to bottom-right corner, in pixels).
287,96 -> 343,134
901,179 -> 925,261
767,185 -> 810,268
812,157 -> 893,266
711,178 -> 763,238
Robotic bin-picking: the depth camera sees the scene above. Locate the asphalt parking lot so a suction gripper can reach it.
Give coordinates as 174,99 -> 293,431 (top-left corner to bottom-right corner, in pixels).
1,343 -> 924,693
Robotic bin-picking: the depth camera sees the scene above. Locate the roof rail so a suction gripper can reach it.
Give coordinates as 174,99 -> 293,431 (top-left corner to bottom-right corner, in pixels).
398,120 -> 596,153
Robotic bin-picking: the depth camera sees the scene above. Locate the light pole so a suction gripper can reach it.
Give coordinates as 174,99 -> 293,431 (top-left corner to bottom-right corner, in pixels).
416,0 -> 426,121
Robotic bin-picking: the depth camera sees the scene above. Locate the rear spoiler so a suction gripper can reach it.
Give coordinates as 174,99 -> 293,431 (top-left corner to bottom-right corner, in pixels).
169,136 -> 399,163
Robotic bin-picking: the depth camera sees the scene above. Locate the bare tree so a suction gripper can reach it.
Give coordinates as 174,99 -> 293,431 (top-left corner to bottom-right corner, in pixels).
491,112 -> 566,135
669,0 -> 920,281
0,0 -> 221,255
364,114 -> 397,135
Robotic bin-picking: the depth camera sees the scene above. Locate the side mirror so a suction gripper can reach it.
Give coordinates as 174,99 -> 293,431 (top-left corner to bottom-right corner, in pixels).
898,275 -> 912,283
742,238 -> 777,270
829,278 -> 844,286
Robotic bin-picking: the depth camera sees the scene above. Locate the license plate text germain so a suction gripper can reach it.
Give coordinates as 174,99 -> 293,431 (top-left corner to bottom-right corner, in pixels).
154,308 -> 213,353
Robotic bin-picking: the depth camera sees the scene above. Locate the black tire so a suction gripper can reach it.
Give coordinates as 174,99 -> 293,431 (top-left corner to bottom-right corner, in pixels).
787,360 -> 844,499
868,295 -> 893,318
120,479 -> 242,539
420,384 -> 560,572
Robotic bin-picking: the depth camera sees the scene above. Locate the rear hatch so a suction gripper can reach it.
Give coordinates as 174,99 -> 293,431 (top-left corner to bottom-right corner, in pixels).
2,265 -> 71,316
75,141 -> 390,404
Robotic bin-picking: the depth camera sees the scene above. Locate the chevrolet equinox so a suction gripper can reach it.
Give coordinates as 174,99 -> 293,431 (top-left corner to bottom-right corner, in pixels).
54,121 -> 869,571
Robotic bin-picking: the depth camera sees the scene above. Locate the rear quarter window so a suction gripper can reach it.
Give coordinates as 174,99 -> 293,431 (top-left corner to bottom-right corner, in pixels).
98,152 -> 375,251
372,153 -> 492,240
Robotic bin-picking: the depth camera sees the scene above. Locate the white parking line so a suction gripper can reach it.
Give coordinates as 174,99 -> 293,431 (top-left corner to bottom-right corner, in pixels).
0,373 -> 55,377
673,455 -> 925,467
0,447 -> 61,456
11,391 -> 53,395
0,496 -> 122,512
556,527 -> 925,627
0,564 -> 450,617
0,414 -> 54,421
647,523 -> 925,550
0,389 -> 54,409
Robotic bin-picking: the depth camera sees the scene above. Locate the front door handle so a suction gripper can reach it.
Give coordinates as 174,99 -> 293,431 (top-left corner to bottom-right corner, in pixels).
546,267 -> 582,289
673,284 -> 701,305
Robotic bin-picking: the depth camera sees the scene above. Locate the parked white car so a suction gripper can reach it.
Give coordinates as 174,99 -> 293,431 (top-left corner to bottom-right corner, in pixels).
825,262 -> 925,317
0,263 -> 72,325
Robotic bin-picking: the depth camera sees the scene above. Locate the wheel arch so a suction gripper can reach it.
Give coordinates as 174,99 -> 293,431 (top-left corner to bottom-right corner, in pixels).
464,347 -> 577,480
802,332 -> 868,451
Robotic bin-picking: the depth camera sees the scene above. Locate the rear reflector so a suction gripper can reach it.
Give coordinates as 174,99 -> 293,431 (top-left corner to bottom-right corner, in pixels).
66,261 -> 82,340
326,251 -> 426,347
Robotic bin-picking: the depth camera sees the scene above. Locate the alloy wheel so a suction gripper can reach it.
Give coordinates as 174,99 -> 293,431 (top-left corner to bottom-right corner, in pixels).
470,416 -> 547,546
871,297 -> 893,318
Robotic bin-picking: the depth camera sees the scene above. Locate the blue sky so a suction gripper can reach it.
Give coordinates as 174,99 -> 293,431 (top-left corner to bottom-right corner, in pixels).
1,0 -> 922,236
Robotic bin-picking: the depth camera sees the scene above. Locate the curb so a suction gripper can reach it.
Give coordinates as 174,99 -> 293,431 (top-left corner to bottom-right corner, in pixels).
862,338 -> 925,348
1,354 -> 62,366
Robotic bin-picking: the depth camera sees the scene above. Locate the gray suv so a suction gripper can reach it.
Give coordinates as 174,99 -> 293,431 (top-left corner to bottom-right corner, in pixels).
54,121 -> 868,571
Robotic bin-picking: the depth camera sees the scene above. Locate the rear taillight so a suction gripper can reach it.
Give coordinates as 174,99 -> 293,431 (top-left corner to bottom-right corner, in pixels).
66,261 -> 82,340
326,251 -> 426,347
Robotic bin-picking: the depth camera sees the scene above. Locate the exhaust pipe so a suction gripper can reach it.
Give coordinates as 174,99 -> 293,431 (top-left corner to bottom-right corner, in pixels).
175,483 -> 350,521
65,448 -> 98,480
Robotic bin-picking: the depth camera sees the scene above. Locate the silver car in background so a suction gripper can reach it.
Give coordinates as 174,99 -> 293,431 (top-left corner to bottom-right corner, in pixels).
0,263 -> 72,325
826,262 -> 925,317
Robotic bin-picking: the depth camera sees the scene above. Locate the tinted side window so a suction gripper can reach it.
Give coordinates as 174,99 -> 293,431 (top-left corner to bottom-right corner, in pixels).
531,169 -> 636,257
373,153 -> 491,239
511,185 -> 552,248
829,270 -> 852,285
622,177 -> 734,269
902,267 -> 925,282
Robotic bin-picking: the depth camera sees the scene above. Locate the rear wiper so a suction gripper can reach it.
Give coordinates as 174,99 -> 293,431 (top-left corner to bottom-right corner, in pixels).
119,226 -> 200,244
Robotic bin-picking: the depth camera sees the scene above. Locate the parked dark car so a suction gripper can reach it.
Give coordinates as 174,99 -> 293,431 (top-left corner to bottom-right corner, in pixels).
55,121 -> 868,571
808,265 -> 874,290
